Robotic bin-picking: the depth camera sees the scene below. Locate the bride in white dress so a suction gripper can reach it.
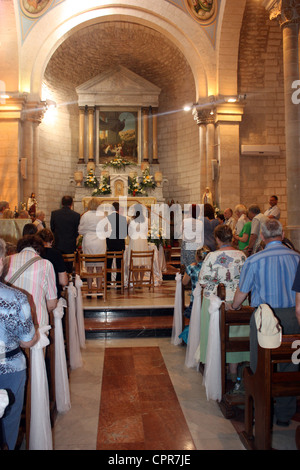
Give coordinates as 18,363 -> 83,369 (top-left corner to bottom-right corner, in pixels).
78,198 -> 107,294
127,204 -> 149,284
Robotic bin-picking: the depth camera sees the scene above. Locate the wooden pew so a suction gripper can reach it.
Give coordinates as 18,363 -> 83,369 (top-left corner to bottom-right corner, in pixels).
217,284 -> 254,418
240,334 -> 300,450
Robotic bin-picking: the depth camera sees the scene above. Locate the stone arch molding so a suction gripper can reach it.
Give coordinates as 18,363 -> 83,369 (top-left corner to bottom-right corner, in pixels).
20,0 -> 218,101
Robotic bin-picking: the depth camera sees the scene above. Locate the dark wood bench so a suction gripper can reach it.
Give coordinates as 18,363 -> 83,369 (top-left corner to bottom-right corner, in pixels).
217,284 -> 254,418
240,333 -> 300,450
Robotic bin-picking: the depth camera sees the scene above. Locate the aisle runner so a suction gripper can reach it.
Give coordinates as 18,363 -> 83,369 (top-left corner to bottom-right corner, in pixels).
97,347 -> 196,450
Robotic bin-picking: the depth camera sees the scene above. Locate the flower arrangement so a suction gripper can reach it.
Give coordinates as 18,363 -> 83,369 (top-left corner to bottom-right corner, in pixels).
84,169 -> 99,188
92,175 -> 111,196
139,168 -> 156,191
147,224 -> 165,248
128,175 -> 145,196
103,157 -> 136,170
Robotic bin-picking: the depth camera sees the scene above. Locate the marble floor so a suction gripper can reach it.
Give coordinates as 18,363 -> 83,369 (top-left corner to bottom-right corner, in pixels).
52,280 -> 300,452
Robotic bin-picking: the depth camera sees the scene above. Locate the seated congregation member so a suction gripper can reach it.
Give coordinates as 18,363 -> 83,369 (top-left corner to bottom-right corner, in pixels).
231,219 -> 300,426
37,228 -> 69,298
78,198 -> 107,295
198,224 -> 249,381
0,238 -> 39,450
180,204 -> 203,268
5,235 -> 57,327
203,203 -> 219,251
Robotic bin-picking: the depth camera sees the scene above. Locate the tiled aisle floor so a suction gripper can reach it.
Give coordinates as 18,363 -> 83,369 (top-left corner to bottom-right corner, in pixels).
52,280 -> 299,451
53,337 -> 246,451
97,346 -> 196,450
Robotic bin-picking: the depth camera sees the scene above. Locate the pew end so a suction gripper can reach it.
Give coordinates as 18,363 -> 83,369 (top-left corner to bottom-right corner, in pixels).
240,334 -> 300,450
217,284 -> 254,419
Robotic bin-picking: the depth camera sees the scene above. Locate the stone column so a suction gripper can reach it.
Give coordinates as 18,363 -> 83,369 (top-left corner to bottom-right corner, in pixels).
214,101 -> 244,210
88,107 -> 94,163
206,121 -> 216,196
152,108 -> 158,163
193,108 -> 215,201
264,0 -> 300,247
78,107 -> 85,163
22,101 -> 45,204
142,107 -> 149,162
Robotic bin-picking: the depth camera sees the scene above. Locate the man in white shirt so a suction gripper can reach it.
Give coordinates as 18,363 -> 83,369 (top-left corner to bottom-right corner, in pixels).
247,204 -> 268,256
264,195 -> 280,220
224,208 -> 236,231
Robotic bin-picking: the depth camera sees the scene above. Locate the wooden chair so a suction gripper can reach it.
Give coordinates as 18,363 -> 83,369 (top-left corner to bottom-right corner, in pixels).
106,251 -> 125,293
240,333 -> 300,450
217,283 -> 254,418
62,252 -> 77,280
128,250 -> 154,292
79,252 -> 107,300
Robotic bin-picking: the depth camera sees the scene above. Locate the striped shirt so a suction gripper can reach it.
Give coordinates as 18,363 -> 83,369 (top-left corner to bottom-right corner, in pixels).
238,241 -> 300,308
5,248 -> 57,327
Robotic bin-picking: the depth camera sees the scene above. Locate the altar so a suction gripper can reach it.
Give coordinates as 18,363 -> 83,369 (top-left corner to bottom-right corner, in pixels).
72,65 -> 166,214
73,164 -> 165,214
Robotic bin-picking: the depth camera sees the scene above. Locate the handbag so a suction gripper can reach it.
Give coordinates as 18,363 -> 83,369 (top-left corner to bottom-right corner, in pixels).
7,256 -> 41,285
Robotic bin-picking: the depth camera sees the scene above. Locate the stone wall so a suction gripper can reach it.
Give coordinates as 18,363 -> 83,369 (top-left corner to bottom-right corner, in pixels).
38,82 -> 78,221
37,21 -> 199,219
238,1 -> 286,226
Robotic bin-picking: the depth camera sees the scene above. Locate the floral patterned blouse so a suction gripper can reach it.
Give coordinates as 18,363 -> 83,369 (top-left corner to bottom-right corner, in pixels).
198,249 -> 246,300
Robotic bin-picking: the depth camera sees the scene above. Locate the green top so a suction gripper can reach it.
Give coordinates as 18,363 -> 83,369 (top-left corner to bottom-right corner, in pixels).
238,221 -> 252,250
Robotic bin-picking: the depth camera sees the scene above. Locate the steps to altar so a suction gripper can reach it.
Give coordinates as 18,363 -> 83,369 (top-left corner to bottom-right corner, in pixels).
83,279 -> 177,339
84,306 -> 174,339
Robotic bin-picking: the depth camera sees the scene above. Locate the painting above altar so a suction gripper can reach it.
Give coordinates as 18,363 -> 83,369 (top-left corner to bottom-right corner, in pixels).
99,110 -> 138,164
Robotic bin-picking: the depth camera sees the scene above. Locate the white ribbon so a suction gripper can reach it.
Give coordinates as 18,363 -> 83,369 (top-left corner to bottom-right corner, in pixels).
171,272 -> 182,345
0,389 -> 9,418
185,283 -> 202,368
53,297 -> 71,414
29,325 -> 52,450
202,294 -> 222,401
75,274 -> 86,349
67,282 -> 82,370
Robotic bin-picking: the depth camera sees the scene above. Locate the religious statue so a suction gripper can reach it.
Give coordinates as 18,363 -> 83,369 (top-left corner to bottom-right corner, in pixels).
202,187 -> 213,205
27,192 -> 37,217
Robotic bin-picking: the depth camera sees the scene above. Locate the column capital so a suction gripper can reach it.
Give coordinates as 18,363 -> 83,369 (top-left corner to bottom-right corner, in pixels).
263,0 -> 300,27
22,101 -> 47,124
192,108 -> 215,125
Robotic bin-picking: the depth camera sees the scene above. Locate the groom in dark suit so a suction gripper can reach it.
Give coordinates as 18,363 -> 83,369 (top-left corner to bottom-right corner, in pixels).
106,202 -> 128,285
50,195 -> 80,257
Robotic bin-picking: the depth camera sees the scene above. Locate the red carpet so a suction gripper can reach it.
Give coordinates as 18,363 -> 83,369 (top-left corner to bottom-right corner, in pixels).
96,347 -> 196,450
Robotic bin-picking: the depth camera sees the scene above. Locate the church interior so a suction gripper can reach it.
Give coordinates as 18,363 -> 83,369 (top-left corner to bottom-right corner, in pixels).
1,0 -> 300,452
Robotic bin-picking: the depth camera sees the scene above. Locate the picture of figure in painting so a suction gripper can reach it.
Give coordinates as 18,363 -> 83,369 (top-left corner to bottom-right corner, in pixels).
99,111 -> 138,163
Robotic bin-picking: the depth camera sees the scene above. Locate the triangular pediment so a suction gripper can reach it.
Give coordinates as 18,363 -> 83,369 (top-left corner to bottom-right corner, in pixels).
76,66 -> 161,107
